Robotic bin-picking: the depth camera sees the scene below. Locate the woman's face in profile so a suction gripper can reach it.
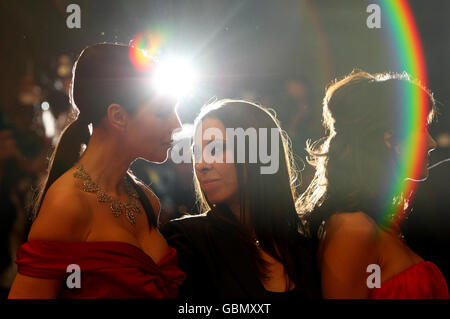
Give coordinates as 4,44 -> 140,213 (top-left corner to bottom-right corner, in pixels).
413,128 -> 437,181
390,126 -> 437,181
127,95 -> 181,163
193,117 -> 239,206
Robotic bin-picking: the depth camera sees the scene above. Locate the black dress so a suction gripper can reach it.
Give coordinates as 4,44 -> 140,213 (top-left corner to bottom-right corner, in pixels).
160,208 -> 321,300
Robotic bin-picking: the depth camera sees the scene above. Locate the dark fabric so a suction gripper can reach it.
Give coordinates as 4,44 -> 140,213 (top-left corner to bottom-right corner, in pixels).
160,209 -> 322,300
0,178 -> 16,273
125,172 -> 157,228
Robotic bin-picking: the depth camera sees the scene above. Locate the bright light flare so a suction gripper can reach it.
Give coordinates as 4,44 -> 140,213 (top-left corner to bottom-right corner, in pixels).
41,101 -> 50,111
152,57 -> 198,97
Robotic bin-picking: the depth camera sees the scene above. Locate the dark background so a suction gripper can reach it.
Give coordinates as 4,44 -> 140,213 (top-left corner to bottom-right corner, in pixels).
1,0 -> 449,126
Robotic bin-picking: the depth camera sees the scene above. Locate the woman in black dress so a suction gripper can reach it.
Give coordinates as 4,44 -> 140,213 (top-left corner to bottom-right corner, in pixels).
161,99 -> 321,299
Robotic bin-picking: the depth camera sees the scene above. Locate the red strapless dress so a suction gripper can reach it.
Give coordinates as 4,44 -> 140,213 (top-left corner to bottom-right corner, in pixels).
369,261 -> 449,299
15,240 -> 186,299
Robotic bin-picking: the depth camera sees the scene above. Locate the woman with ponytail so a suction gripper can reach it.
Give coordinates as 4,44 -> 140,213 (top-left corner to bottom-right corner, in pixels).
298,71 -> 448,298
8,43 -> 185,298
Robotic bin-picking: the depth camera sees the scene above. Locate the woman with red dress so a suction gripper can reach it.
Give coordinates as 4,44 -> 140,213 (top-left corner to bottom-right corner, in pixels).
297,70 -> 449,299
8,43 -> 185,298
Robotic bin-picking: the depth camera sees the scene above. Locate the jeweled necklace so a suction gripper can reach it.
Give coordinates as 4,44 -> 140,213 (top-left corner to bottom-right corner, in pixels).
73,164 -> 142,226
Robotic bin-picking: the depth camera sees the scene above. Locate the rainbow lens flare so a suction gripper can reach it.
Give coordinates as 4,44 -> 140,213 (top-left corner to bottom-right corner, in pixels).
379,0 -> 431,229
129,32 -> 163,71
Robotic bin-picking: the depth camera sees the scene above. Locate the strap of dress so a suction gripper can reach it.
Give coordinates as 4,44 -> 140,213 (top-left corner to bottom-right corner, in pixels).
125,172 -> 157,228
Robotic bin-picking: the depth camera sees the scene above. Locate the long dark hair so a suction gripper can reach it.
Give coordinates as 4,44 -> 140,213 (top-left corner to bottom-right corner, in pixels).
192,99 -> 305,288
32,43 -> 155,220
297,70 -> 437,237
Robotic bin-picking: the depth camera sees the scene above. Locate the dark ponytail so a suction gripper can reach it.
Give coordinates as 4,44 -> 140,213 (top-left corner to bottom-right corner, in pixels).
31,114 -> 91,220
30,42 -> 155,221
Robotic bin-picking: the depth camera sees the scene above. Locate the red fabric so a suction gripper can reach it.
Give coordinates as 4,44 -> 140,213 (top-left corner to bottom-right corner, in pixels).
369,261 -> 449,299
15,240 -> 186,299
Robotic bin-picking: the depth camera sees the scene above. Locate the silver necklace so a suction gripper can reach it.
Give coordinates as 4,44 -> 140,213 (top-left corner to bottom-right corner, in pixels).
73,164 -> 142,226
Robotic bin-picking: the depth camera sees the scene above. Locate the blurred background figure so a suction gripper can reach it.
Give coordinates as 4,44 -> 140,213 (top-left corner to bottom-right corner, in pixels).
46,55 -> 74,143
0,77 -> 50,297
0,109 -> 24,298
284,77 -> 311,143
274,75 -> 322,195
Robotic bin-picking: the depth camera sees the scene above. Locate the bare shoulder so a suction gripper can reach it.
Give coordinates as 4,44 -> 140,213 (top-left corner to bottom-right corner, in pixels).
319,212 -> 381,298
326,211 -> 379,239
321,211 -> 380,256
28,171 -> 93,242
129,173 -> 161,216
